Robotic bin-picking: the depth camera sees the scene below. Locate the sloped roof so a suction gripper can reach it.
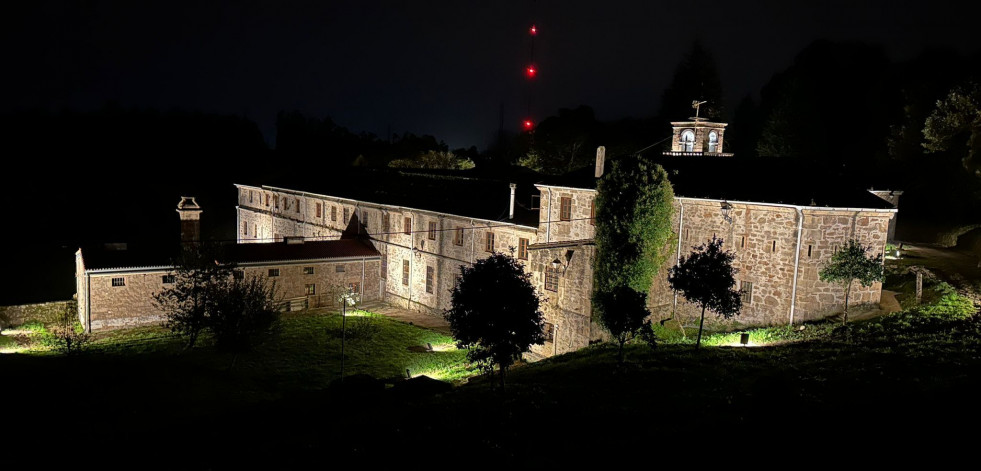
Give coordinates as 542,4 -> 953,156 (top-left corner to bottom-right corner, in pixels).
242,167 -> 543,227
81,238 -> 379,272
538,155 -> 895,210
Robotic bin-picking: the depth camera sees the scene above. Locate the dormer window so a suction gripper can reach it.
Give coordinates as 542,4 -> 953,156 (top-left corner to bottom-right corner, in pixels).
680,130 -> 695,152
708,131 -> 718,153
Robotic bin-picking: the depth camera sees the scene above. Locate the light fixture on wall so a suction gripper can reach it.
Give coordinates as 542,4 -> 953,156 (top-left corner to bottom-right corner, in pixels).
551,258 -> 562,270
720,201 -> 733,224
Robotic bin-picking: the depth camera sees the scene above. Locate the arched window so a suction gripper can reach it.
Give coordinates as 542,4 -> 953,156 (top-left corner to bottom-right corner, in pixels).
680,130 -> 695,152
708,131 -> 718,153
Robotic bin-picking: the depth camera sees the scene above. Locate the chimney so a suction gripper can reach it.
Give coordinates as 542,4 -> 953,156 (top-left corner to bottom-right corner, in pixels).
595,146 -> 606,178
509,183 -> 517,220
176,196 -> 203,244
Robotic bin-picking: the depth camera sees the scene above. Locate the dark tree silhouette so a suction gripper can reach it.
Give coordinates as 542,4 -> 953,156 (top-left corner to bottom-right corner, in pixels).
818,239 -> 884,324
668,236 -> 742,349
444,251 -> 544,387
594,285 -> 653,364
923,82 -> 981,179
659,40 -> 726,122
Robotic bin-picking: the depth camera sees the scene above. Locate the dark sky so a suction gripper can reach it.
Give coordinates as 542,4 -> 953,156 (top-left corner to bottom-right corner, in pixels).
5,0 -> 980,149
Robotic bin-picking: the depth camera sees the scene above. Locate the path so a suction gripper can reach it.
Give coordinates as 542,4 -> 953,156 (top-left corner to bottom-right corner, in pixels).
361,302 -> 452,335
899,244 -> 981,296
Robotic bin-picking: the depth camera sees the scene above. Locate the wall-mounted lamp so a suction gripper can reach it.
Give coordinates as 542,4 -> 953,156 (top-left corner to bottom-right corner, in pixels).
551,258 -> 562,270
720,201 -> 733,224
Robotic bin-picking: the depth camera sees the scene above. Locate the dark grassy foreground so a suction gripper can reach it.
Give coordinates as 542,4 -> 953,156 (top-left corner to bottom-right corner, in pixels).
4,278 -> 981,467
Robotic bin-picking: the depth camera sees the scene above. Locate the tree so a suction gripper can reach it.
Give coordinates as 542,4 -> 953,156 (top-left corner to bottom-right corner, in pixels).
206,274 -> 281,359
923,82 -> 981,179
668,236 -> 742,349
593,285 -> 653,364
153,246 -> 233,350
388,150 -> 475,170
818,239 -> 884,324
50,300 -> 88,355
593,156 -> 675,296
444,251 -> 545,387
659,40 -> 726,122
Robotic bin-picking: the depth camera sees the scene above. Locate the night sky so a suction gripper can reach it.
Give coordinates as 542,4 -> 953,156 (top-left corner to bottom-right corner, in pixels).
6,0 -> 981,149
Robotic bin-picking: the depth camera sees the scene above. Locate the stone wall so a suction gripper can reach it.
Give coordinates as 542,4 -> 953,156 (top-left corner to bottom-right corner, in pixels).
527,241 -> 599,357
535,186 -> 596,243
87,270 -> 172,331
237,185 -> 540,317
0,301 -> 70,329
240,258 -> 382,310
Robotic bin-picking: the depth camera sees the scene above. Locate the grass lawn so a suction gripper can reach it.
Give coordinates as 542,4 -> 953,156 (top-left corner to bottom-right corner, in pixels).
0,309 -> 473,425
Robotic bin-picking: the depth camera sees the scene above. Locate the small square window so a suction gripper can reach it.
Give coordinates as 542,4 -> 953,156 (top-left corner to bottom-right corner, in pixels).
545,267 -> 559,292
305,284 -> 316,295
268,269 -> 280,277
303,266 -> 315,275
162,275 -> 175,284
349,282 -> 360,294
336,265 -> 345,273
518,238 -> 529,260
111,277 -> 125,287
560,196 -> 572,221
543,322 -> 555,342
740,281 -> 753,304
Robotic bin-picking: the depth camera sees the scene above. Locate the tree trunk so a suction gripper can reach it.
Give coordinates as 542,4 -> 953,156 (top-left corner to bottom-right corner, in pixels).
695,305 -> 707,350
617,337 -> 626,364
843,281 -> 852,324
498,363 -> 506,389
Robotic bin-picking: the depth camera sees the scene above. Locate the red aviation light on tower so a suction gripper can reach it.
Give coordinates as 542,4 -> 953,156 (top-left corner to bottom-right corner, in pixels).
530,24 -> 537,35
522,119 -> 534,131
526,65 -> 537,78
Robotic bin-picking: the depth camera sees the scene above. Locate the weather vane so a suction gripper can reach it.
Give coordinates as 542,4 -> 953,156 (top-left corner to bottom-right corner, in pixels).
692,100 -> 708,119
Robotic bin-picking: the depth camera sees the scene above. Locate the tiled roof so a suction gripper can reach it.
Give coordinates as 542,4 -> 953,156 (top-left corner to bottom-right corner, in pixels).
81,238 -> 379,271
242,167 -> 543,227
538,155 -> 896,210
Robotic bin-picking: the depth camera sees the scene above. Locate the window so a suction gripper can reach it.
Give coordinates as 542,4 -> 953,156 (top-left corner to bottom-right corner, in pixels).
543,322 -> 555,342
685,229 -> 690,241
383,213 -> 390,231
428,221 -> 437,240
560,196 -> 572,221
681,129 -> 695,152
233,270 -> 244,280
426,266 -> 434,294
295,198 -> 300,213
343,207 -> 349,223
242,221 -> 248,235
268,269 -> 280,277
265,193 -> 270,207
249,190 -> 253,203
303,284 -> 315,295
589,199 -> 595,226
303,266 -> 315,275
708,131 -> 718,153
316,202 -> 322,218
285,198 -> 290,211
349,282 -> 360,294
530,195 -> 540,210
740,281 -> 753,304
402,260 -> 410,286
545,267 -> 559,292
162,275 -> 175,284
275,233 -> 281,242
485,232 -> 495,252
331,206 -> 337,222
274,195 -> 279,209
518,238 -> 529,260
362,211 -> 369,232
741,236 -> 746,248
381,257 -> 387,276
454,227 -> 464,246
771,241 -> 777,253
336,265 -> 345,273
404,217 -> 411,235
111,277 -> 125,287
807,245 -> 812,258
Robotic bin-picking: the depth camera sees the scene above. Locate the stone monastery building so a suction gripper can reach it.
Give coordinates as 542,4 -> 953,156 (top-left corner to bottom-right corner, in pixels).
77,118 -> 898,359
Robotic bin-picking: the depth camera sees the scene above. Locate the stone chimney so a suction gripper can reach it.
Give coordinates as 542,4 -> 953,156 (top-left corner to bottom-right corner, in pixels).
509,183 -> 516,220
595,146 -> 606,178
176,196 -> 203,244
